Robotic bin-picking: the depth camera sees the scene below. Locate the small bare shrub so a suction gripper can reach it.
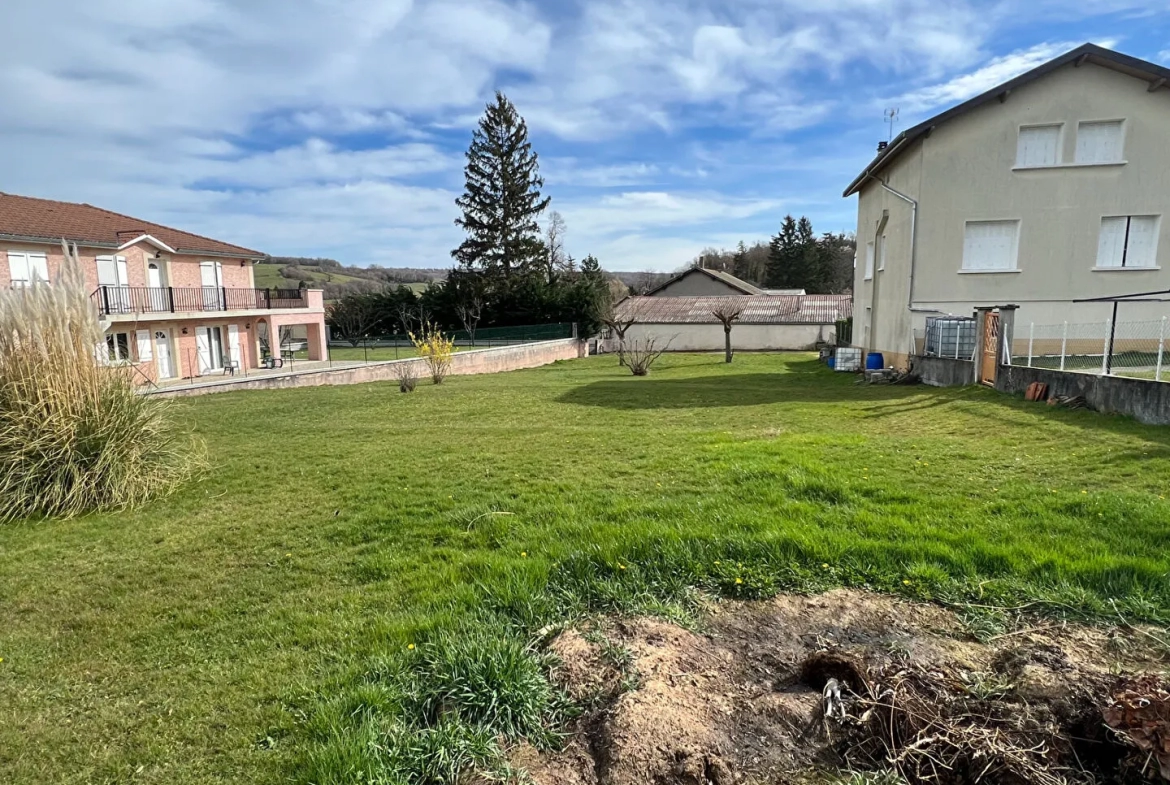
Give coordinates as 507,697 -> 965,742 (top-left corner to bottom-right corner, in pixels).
625,337 -> 670,376
393,361 -> 419,393
410,323 -> 455,385
0,241 -> 200,521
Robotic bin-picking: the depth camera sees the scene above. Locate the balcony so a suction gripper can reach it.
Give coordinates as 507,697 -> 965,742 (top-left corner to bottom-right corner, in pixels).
93,286 -> 308,317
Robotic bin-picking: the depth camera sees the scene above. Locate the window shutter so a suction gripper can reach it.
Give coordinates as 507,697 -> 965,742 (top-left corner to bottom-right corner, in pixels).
116,256 -> 128,285
1125,216 -> 1159,268
27,252 -> 48,283
8,252 -> 30,285
963,221 -> 1018,271
136,330 -> 153,362
1017,126 -> 1060,167
97,255 -> 118,286
1096,217 -> 1127,268
1076,121 -> 1123,164
864,243 -> 874,278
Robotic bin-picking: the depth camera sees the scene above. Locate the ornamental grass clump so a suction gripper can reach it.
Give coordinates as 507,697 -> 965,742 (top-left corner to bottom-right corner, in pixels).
0,241 -> 200,522
410,323 -> 455,385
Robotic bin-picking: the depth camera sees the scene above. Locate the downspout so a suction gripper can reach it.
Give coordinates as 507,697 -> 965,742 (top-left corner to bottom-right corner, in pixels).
868,176 -> 918,360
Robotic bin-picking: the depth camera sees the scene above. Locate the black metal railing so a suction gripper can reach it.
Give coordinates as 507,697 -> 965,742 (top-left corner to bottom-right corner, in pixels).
93,286 -> 307,316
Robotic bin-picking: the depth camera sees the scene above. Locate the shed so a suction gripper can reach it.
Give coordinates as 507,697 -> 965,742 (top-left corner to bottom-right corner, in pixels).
610,294 -> 852,352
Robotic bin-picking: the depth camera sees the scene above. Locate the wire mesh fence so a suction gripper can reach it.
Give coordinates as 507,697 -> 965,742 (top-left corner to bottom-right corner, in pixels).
1009,318 -> 1169,382
322,322 -> 576,365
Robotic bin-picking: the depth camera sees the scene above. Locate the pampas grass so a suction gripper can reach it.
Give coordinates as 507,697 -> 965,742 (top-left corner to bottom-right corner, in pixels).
0,241 -> 200,522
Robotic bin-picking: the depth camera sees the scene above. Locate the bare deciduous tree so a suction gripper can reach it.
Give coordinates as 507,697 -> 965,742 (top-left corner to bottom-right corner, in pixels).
711,304 -> 743,364
544,210 -> 570,283
455,295 -> 484,346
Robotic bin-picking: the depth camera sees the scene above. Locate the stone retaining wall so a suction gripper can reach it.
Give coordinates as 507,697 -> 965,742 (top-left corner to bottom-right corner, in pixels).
151,338 -> 587,397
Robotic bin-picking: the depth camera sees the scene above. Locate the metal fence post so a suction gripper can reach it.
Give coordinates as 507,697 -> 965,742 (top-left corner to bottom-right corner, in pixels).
1101,316 -> 1111,376
1060,322 -> 1068,371
953,323 -> 960,359
1027,322 -> 1034,368
1157,316 -> 1166,383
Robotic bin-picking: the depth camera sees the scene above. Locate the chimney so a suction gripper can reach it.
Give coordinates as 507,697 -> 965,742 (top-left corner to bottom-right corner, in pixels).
877,140 -> 889,152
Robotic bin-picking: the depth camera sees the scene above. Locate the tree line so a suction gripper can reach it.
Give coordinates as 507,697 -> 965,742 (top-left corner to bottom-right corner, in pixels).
690,219 -> 856,294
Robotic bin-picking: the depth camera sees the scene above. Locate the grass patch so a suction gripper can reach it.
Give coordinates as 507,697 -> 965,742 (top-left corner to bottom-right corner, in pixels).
1,354 -> 1169,783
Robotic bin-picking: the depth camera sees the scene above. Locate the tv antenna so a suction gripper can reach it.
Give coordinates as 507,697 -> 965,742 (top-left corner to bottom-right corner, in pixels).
884,107 -> 900,141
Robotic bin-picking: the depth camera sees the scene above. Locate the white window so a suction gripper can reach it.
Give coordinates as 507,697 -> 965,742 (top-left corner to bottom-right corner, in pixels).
962,220 -> 1020,272
1016,124 -> 1061,168
878,236 -> 887,271
1096,216 -> 1159,269
105,332 -> 132,363
1075,120 -> 1124,164
864,242 -> 874,280
8,251 -> 49,287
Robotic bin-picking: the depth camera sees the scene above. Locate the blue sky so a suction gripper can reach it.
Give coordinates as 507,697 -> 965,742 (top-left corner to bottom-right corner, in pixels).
2,1 -> 1168,271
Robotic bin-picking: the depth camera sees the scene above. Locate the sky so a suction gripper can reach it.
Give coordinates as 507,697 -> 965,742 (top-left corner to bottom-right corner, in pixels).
1,2 -> 1168,272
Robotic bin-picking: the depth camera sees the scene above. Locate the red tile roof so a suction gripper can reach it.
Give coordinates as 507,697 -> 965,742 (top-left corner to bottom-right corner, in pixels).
0,192 -> 264,257
616,294 -> 852,324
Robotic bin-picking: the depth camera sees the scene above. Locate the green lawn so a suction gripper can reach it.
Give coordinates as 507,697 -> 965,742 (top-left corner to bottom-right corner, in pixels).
2,354 -> 1169,784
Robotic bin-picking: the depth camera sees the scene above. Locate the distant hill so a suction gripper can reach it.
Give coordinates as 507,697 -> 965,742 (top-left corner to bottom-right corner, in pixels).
255,257 -> 446,299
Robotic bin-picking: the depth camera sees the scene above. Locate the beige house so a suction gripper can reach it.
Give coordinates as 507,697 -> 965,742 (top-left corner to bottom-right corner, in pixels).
844,44 -> 1170,369
1,192 -> 328,384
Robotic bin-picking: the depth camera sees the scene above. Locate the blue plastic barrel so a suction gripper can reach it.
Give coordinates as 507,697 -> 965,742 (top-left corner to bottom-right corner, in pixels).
865,352 -> 884,370
827,357 -> 836,369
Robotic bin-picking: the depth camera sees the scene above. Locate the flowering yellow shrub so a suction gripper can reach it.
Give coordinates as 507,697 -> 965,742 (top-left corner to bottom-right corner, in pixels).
410,323 -> 455,384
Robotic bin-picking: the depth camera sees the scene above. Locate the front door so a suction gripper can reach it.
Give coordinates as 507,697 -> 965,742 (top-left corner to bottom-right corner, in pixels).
147,263 -> 168,311
227,324 -> 242,369
196,326 -> 224,373
981,312 -> 1000,386
155,330 -> 174,378
200,261 -> 223,311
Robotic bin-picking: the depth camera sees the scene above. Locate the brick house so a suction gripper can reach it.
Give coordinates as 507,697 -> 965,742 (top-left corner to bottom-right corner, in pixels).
1,192 -> 328,383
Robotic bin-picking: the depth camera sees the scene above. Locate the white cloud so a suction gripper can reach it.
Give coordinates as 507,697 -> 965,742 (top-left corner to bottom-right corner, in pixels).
0,0 -> 1157,270
1159,49 -> 1170,64
888,42 -> 1080,114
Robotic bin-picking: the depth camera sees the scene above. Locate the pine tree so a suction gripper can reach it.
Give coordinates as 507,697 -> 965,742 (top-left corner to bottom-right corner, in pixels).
732,241 -> 749,281
453,92 -> 551,279
765,215 -> 799,289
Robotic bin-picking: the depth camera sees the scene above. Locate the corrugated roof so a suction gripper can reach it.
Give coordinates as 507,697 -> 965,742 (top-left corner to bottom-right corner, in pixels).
645,266 -> 764,296
616,294 -> 852,324
843,43 -> 1170,197
0,192 -> 264,257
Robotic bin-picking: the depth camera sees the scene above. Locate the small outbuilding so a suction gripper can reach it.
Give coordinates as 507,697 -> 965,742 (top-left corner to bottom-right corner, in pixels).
610,294 -> 852,352
645,267 -> 765,297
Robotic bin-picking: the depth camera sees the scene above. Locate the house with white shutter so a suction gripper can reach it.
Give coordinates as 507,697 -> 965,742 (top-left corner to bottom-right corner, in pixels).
843,43 -> 1170,369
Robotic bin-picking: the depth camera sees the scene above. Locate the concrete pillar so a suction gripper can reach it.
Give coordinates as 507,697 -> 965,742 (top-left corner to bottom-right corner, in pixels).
306,320 -> 327,361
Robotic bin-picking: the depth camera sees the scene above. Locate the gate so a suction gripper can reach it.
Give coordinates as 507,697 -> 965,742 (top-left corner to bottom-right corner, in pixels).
981,312 -> 1000,386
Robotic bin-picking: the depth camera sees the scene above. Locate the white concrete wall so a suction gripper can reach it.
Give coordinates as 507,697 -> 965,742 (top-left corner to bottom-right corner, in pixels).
613,323 -> 834,352
853,60 -> 1170,368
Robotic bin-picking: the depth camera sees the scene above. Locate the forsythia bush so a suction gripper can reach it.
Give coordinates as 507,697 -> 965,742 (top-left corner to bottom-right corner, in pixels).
0,242 -> 201,521
410,323 -> 455,385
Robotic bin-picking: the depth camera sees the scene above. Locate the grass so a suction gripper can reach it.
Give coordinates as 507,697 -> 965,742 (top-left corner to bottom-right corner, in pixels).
2,354 -> 1170,783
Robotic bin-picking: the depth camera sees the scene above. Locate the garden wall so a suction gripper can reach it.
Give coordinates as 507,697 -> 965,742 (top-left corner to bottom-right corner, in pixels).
911,355 -> 975,387
152,338 -> 587,398
996,364 -> 1170,426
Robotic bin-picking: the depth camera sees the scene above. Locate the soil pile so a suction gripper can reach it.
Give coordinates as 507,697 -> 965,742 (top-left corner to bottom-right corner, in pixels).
515,590 -> 1169,784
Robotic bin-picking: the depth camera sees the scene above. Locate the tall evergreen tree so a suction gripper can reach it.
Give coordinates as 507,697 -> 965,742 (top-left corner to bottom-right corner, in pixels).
765,215 -> 799,289
453,92 -> 550,279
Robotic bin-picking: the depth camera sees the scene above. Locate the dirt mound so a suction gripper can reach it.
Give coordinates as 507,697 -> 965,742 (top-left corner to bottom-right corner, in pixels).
517,590 -> 1169,785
